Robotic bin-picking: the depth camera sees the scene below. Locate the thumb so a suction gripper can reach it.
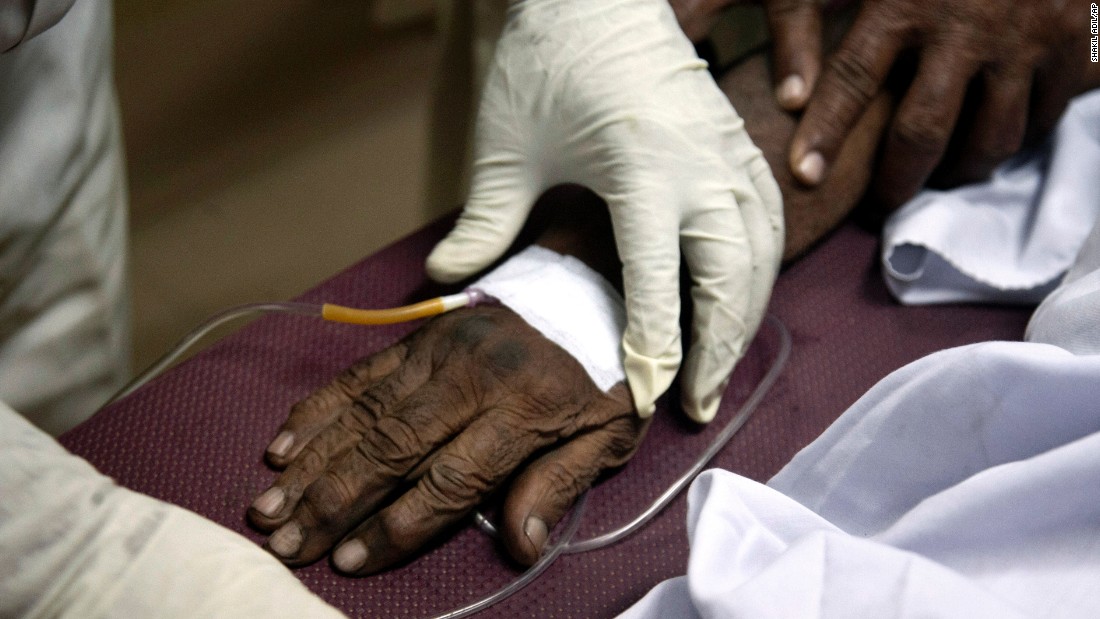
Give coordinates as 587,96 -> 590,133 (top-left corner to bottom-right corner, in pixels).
425,159 -> 540,283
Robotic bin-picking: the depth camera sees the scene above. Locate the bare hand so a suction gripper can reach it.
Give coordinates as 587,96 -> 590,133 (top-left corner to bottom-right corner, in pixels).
789,0 -> 1100,209
718,38 -> 893,261
669,0 -> 736,41
668,0 -> 824,110
248,305 -> 647,573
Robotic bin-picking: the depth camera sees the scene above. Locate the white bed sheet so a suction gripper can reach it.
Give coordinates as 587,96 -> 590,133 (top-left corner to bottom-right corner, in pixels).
881,89 -> 1100,305
620,91 -> 1100,618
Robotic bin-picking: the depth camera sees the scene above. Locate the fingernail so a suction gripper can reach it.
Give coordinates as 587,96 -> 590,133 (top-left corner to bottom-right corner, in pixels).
269,522 -> 303,558
524,516 -> 548,554
334,540 -> 368,572
797,151 -> 826,185
267,431 -> 294,458
252,487 -> 285,517
776,75 -> 806,109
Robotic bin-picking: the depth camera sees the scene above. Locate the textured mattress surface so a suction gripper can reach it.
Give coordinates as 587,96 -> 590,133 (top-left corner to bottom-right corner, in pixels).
61,219 -> 1031,618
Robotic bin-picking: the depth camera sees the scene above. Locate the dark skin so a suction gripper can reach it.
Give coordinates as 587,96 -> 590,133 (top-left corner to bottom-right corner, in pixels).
669,0 -> 824,110
676,0 -> 1100,211
249,300 -> 645,572
724,42 -> 892,261
784,0 -> 1100,210
247,25 -> 891,574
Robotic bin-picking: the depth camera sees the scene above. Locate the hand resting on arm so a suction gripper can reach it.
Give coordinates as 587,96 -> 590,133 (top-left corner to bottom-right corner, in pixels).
248,34 -> 893,574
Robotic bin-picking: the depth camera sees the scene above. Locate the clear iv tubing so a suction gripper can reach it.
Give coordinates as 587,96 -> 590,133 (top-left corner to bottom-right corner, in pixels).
104,290 -> 489,405
104,298 -> 790,619
427,315 -> 791,619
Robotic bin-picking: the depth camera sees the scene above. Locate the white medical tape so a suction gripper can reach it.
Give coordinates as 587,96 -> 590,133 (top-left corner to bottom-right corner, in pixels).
472,246 -> 626,392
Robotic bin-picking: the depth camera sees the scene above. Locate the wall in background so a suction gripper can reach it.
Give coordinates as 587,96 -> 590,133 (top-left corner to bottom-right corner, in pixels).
114,0 -> 443,370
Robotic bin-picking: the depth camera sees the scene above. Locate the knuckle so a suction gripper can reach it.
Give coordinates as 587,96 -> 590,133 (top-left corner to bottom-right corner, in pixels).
359,417 -> 424,473
287,398 -> 311,419
825,50 -> 881,109
892,111 -> 951,156
375,508 -> 419,554
439,373 -> 479,410
333,368 -> 368,400
541,460 -> 587,501
334,408 -> 370,436
348,344 -> 405,384
598,418 -> 647,464
296,443 -> 328,474
280,441 -> 331,486
301,472 -> 358,526
541,459 -> 585,494
510,381 -> 586,430
350,387 -> 391,422
424,455 -> 490,509
289,386 -> 345,424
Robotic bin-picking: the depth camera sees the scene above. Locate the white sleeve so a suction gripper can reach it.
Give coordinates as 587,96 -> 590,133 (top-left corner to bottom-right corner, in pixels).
0,401 -> 347,619
1,0 -> 77,52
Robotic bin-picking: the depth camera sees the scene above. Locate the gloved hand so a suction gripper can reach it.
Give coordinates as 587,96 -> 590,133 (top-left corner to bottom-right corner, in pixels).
425,0 -> 784,422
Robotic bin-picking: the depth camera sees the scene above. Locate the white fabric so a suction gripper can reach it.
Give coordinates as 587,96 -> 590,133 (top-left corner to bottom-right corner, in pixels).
0,0 -> 76,51
473,245 -> 627,391
882,89 -> 1100,305
1027,216 -> 1100,354
620,341 -> 1100,618
621,156 -> 1100,616
0,0 -> 130,435
425,0 -> 784,422
0,400 -> 347,618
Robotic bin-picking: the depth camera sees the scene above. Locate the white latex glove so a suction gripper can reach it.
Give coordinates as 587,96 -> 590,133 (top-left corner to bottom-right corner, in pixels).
425,0 -> 784,422
0,402 -> 346,619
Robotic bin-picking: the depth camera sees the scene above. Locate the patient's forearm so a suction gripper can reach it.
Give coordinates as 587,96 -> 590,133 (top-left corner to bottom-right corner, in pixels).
534,186 -> 623,287
535,45 -> 893,267
720,51 -> 892,262
245,37 -> 893,576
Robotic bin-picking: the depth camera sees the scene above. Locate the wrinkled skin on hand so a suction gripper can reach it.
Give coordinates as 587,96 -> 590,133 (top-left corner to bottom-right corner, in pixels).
248,305 -> 647,574
789,0 -> 1100,210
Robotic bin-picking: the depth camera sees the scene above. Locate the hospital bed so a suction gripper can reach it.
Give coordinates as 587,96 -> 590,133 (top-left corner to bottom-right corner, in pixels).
60,213 -> 1030,618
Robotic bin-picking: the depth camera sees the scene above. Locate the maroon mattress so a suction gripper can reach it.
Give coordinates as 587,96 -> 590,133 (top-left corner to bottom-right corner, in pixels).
61,219 -> 1031,618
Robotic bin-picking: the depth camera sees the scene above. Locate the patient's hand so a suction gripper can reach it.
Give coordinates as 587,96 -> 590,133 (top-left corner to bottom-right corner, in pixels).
719,37 -> 893,260
249,304 -> 647,573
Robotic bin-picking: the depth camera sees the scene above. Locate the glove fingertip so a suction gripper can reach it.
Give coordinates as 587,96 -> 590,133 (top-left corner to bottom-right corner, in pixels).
681,338 -> 739,424
424,248 -> 469,284
635,399 -> 657,419
424,240 -> 495,284
681,385 -> 723,424
622,338 -> 680,419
